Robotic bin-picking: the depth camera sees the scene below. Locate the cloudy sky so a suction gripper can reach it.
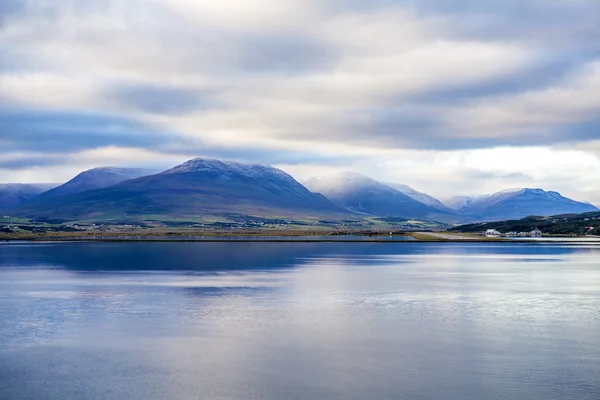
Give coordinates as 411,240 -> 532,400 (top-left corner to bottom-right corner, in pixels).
1,0 -> 600,203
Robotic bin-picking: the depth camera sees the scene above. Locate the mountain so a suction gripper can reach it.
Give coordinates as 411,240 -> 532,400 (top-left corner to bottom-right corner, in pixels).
304,172 -> 460,222
13,158 -> 346,221
387,183 -> 454,212
0,183 -> 58,211
36,167 -> 155,199
441,196 -> 475,211
455,188 -> 598,221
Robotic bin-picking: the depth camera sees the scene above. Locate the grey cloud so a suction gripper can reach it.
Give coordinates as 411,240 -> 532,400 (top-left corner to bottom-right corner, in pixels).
0,0 -> 26,24
0,156 -> 63,170
1,0 -> 600,163
0,108 -> 357,169
460,169 -> 531,181
0,109 -> 173,153
409,54 -> 587,104
269,104 -> 598,151
415,0 -> 600,50
236,34 -> 335,74
107,83 -> 218,115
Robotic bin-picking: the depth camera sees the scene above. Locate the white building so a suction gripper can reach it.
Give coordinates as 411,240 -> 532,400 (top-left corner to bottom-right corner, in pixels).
485,229 -> 501,236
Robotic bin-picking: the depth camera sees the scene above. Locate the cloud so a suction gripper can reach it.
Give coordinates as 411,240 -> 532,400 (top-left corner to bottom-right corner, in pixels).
0,109 -> 173,153
107,83 -> 217,115
1,0 -> 600,200
281,145 -> 600,204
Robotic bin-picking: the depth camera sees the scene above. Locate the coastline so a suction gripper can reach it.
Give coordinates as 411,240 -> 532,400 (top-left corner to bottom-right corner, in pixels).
1,230 -> 598,243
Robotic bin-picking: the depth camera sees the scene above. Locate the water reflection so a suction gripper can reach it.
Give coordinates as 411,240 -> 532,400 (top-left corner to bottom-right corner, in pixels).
1,242 -> 599,400
2,241 -> 600,272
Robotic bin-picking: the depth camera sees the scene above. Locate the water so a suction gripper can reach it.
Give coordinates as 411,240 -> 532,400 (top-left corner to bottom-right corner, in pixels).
1,242 -> 599,400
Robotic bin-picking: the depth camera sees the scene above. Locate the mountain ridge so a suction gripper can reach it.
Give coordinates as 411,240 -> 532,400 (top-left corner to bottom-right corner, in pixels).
445,187 -> 598,221
12,158 -> 348,222
0,183 -> 59,211
5,161 -> 597,224
35,167 -> 156,200
304,172 -> 461,223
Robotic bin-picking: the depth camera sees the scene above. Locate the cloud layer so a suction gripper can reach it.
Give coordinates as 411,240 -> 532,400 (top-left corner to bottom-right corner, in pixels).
1,0 -> 599,202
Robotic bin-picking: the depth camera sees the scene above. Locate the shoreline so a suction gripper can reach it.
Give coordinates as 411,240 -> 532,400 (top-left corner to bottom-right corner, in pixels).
1,233 -> 598,244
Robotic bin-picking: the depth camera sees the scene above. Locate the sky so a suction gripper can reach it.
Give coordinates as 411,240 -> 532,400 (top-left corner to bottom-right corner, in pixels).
1,0 -> 600,203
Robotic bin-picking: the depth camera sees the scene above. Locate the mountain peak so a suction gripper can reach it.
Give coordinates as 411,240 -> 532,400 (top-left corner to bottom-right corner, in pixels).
31,166 -> 156,200
496,188 -> 526,195
162,158 -> 292,181
14,158 -> 344,220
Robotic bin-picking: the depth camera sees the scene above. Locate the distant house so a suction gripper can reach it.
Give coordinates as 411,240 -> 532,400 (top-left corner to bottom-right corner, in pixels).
530,229 -> 542,237
485,229 -> 501,236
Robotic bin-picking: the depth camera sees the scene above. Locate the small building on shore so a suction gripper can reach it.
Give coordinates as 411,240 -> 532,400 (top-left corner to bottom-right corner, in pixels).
485,229 -> 501,236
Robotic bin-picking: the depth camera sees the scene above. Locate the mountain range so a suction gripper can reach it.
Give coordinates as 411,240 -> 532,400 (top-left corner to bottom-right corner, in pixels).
12,158 -> 345,222
2,158 -> 597,224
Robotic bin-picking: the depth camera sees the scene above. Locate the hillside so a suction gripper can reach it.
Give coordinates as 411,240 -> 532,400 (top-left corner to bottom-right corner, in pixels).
450,211 -> 600,235
35,167 -> 155,199
441,196 -> 474,211
388,183 -> 454,212
12,158 -> 348,222
448,188 -> 597,221
0,183 -> 58,211
305,172 -> 461,223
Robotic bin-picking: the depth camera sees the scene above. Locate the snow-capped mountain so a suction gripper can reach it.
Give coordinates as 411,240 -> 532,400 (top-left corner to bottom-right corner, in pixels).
304,172 -> 460,222
387,183 -> 453,212
452,188 -> 598,221
13,158 -> 345,220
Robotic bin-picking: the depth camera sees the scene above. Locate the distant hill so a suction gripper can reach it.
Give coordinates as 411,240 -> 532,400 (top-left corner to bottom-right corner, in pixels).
12,158 -> 347,222
36,167 -> 155,199
387,183 -> 454,212
450,211 -> 600,235
0,183 -> 58,211
444,188 -> 597,221
304,172 -> 460,223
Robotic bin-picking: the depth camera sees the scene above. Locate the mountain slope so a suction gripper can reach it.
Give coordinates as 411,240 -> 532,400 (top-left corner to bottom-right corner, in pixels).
36,167 -> 155,199
441,196 -> 475,211
304,172 -> 460,222
387,183 -> 453,212
450,211 -> 600,235
13,158 -> 347,221
458,188 -> 598,221
0,183 -> 58,211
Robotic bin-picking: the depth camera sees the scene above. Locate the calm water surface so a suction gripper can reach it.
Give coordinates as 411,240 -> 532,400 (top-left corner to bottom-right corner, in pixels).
1,242 -> 599,399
